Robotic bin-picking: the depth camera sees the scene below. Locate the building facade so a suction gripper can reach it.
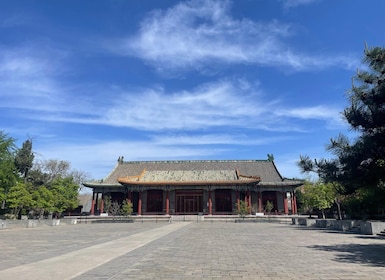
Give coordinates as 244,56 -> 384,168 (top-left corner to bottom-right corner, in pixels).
83,159 -> 303,216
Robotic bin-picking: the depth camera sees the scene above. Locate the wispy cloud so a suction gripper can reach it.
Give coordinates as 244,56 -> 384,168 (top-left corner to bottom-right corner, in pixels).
34,132 -> 298,180
107,0 -> 356,72
149,133 -> 291,146
42,78 -> 339,132
275,105 -> 346,129
0,46 -> 109,122
2,63 -> 344,134
0,47 -> 69,113
283,0 -> 319,9
34,139 -> 228,179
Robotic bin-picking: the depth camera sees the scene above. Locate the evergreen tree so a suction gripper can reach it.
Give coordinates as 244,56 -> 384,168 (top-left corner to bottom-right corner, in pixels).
298,46 -> 385,217
15,139 -> 34,182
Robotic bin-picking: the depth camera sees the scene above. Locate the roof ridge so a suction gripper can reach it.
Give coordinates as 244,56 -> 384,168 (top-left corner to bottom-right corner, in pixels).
120,159 -> 270,164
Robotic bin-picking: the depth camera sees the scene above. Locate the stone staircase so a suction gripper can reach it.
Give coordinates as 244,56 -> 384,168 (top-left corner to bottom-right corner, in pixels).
170,215 -> 206,222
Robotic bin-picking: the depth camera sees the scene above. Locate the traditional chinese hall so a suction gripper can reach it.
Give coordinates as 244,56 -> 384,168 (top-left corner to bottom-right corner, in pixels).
83,158 -> 302,216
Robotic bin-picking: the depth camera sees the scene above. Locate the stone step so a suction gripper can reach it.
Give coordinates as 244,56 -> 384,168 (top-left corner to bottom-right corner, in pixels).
170,215 -> 205,222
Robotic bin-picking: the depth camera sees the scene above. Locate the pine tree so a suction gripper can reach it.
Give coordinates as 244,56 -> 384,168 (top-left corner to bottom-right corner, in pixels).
15,139 -> 34,182
299,46 -> 385,196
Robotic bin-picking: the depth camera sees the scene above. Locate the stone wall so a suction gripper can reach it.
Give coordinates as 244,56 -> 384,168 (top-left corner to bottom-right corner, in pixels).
293,217 -> 385,235
0,218 -> 77,230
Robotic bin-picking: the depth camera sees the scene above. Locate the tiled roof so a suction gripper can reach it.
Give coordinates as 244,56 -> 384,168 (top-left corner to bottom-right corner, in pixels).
142,170 -> 237,182
84,160 -> 290,187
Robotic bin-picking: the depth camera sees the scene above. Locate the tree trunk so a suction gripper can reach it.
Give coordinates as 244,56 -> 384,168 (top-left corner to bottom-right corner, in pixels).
335,198 -> 342,220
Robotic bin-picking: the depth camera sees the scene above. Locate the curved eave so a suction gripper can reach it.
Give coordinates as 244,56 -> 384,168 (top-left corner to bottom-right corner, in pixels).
82,182 -> 121,188
117,178 -> 260,186
258,181 -> 303,187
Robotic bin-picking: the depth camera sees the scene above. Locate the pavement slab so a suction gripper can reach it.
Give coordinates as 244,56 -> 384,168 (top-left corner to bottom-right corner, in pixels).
1,221 -> 385,279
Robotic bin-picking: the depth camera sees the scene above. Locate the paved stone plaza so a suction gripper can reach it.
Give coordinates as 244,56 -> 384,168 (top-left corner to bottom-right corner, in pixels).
0,221 -> 385,279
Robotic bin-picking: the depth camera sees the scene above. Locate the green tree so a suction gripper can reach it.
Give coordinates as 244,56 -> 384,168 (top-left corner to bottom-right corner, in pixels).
50,177 -> 79,216
0,131 -> 17,209
265,200 -> 274,214
7,182 -> 33,217
236,200 -> 250,219
121,200 -> 133,217
14,139 -> 34,182
31,186 -> 55,218
298,46 -> 385,216
299,181 -> 337,219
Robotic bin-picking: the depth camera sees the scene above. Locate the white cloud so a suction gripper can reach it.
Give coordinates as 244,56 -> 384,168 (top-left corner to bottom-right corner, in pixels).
283,0 -> 319,9
275,105 -> 347,129
108,0 -> 356,72
81,80 -> 304,131
4,73 -> 343,134
0,47 -> 69,113
149,133 -> 291,146
55,79 -> 271,131
0,47 -> 110,121
278,105 -> 340,120
34,131 -> 298,180
34,139 -> 228,180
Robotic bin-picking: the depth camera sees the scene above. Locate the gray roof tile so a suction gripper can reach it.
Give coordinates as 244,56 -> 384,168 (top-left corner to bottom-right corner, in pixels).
87,160 -> 286,186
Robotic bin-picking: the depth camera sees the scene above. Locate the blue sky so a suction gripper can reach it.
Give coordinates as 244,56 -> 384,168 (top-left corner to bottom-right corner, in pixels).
1,0 -> 384,181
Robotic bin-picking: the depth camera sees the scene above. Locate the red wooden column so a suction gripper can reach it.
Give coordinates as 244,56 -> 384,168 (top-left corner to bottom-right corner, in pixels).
90,191 -> 95,215
248,190 -> 252,215
100,193 -> 104,214
138,191 -> 142,215
236,189 -> 240,212
258,191 -> 262,213
292,192 -> 297,214
166,189 -> 170,215
283,192 -> 289,214
208,190 -> 212,215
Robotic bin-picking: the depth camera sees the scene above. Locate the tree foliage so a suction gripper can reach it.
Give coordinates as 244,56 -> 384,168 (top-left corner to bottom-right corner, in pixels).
32,186 -> 55,216
0,131 -> 17,208
50,177 -> 79,215
298,46 -> 385,202
298,181 -> 337,219
7,182 -> 33,216
121,200 -> 133,217
236,200 -> 250,219
265,200 -> 274,214
14,139 -> 34,181
0,130 -> 87,218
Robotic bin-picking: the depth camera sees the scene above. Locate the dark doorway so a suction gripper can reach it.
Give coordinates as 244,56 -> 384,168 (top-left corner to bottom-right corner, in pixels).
175,190 -> 203,214
215,189 -> 232,213
147,190 -> 163,213
262,191 -> 278,212
132,192 -> 139,214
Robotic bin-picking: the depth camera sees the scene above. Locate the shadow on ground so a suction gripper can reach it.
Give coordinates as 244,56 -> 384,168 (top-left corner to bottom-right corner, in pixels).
308,243 -> 385,267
